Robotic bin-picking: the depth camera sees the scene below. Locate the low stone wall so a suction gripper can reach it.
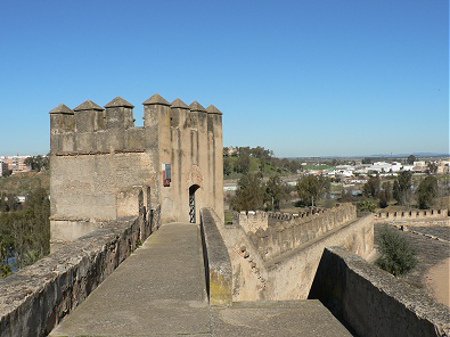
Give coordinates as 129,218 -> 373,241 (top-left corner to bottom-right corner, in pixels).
309,247 -> 450,337
263,215 -> 374,300
200,208 -> 232,306
0,214 -> 151,337
218,223 -> 270,302
244,204 -> 357,261
375,209 -> 448,224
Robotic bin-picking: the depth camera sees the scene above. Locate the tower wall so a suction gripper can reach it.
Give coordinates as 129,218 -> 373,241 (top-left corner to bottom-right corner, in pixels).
49,94 -> 224,245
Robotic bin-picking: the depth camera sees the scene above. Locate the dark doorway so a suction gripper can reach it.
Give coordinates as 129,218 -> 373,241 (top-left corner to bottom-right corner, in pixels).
189,184 -> 200,223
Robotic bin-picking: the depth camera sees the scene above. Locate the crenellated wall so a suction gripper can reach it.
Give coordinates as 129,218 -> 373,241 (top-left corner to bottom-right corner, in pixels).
236,204 -> 357,261
375,209 -> 449,223
265,214 -> 374,300
49,94 -> 224,246
220,204 -> 373,301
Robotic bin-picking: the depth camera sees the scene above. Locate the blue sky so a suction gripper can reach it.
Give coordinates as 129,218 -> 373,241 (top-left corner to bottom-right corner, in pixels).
0,0 -> 448,157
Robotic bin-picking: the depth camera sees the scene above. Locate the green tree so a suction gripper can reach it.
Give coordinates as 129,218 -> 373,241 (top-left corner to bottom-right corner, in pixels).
393,180 -> 401,204
266,175 -> 289,211
0,187 -> 50,272
427,162 -> 438,174
394,171 -> 412,205
24,155 -> 49,172
416,176 -> 438,209
378,181 -> 392,208
407,155 -> 416,165
296,175 -> 330,207
376,226 -> 417,276
235,154 -> 251,174
363,175 -> 380,198
231,173 -> 266,212
357,200 -> 377,213
223,157 -> 233,176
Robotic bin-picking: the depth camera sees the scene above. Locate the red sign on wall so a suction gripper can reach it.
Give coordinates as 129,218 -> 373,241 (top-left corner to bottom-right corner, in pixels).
162,163 -> 172,187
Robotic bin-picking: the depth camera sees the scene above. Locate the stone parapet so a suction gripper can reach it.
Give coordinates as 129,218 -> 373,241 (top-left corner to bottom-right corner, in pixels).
375,209 -> 449,223
236,204 -> 357,261
264,215 -> 374,300
0,214 -> 151,337
309,247 -> 450,337
200,208 -> 232,306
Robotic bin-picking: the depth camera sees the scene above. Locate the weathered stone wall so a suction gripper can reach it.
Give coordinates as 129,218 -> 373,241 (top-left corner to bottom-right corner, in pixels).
219,223 -> 270,302
50,153 -> 155,243
0,210 -> 152,337
375,208 -> 449,223
50,95 -> 224,243
264,214 -> 373,300
237,204 -> 357,261
219,204 -> 373,302
235,211 -> 270,232
199,208 -> 232,306
309,247 -> 450,337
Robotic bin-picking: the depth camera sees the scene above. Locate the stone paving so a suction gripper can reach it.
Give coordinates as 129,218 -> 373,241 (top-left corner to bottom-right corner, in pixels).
50,223 -> 352,337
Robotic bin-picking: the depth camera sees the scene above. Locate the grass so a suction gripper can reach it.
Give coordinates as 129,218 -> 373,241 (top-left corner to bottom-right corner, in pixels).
302,164 -> 335,171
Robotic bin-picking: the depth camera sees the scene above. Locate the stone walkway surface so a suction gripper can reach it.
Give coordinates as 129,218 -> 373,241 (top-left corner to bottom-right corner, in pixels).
50,223 -> 353,337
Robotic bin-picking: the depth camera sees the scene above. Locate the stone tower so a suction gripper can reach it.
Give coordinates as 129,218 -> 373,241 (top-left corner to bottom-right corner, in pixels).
49,94 -> 224,246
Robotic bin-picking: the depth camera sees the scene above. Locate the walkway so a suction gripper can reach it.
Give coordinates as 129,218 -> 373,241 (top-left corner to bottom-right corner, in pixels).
50,223 -> 353,337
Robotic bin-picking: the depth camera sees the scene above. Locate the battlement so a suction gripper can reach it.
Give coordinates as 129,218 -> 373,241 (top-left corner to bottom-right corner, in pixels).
234,204 -> 357,261
49,93 -> 224,245
375,209 -> 449,222
50,94 -> 222,156
236,204 -> 355,234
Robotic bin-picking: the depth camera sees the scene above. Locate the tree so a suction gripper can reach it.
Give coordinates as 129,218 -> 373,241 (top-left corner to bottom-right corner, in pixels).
231,173 -> 266,212
0,187 -> 50,273
296,175 -> 330,207
266,175 -> 289,211
24,155 -> 49,172
393,180 -> 401,204
362,157 -> 373,164
357,200 -> 377,213
394,171 -> 412,205
416,176 -> 438,209
376,226 -> 417,276
427,162 -> 438,174
363,175 -> 380,198
223,157 -> 233,176
378,181 -> 392,208
235,154 -> 250,174
407,155 -> 416,165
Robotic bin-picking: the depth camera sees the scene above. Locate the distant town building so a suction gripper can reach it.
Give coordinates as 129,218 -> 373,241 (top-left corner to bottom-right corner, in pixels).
437,160 -> 449,174
0,155 -> 32,173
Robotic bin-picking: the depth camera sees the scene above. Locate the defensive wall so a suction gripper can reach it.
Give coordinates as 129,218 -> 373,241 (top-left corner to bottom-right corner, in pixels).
0,189 -> 152,337
49,94 -> 223,246
203,207 -> 449,336
309,247 -> 450,337
375,208 -> 449,225
237,204 -> 357,261
218,203 -> 374,301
